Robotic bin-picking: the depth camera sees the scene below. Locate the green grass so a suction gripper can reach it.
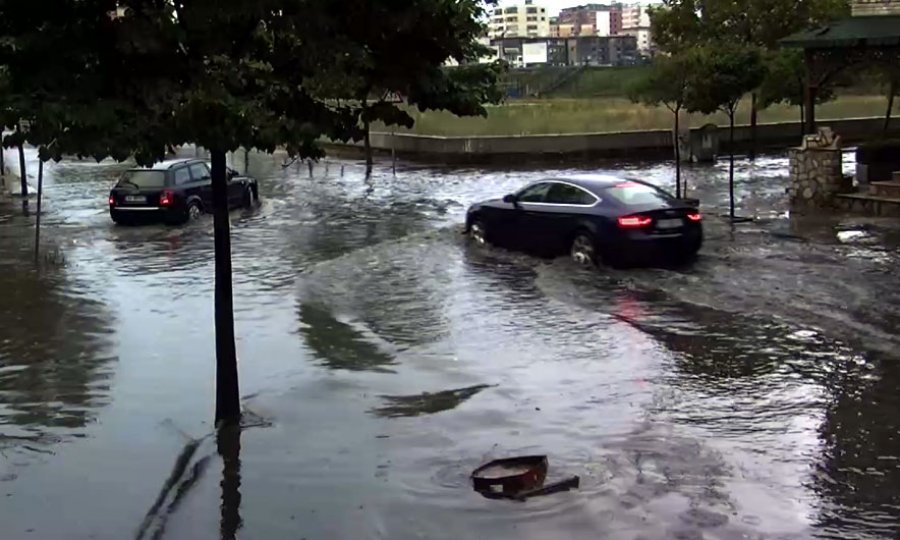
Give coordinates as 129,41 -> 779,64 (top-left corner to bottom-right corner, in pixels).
375,95 -> 895,137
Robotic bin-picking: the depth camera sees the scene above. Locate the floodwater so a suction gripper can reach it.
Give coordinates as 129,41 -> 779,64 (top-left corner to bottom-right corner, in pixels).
1,148 -> 900,540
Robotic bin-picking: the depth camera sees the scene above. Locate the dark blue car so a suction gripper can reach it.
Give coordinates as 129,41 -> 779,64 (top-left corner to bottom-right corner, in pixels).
464,175 -> 703,267
108,158 -> 258,225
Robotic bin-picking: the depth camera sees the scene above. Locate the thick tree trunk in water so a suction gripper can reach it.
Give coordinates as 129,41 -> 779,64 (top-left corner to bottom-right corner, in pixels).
363,117 -> 373,177
749,92 -> 758,160
673,110 -> 681,198
211,149 -> 240,425
34,158 -> 43,263
729,113 -> 736,220
885,79 -> 896,135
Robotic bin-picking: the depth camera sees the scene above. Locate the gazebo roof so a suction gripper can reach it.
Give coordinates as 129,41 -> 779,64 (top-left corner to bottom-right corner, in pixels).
781,15 -> 900,49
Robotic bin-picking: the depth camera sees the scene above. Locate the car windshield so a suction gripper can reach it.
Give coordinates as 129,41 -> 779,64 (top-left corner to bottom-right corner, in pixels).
116,170 -> 166,189
603,181 -> 673,206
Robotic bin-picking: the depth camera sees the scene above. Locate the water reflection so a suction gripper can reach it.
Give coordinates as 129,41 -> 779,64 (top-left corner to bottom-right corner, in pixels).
813,353 -> 900,538
297,303 -> 397,373
0,251 -> 115,455
217,424 -> 243,540
370,384 -> 494,418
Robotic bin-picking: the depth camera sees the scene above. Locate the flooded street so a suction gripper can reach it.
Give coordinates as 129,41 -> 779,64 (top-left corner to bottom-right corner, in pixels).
2,149 -> 900,540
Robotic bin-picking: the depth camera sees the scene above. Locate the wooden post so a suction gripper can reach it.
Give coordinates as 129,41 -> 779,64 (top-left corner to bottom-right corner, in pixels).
17,140 -> 27,199
34,158 -> 43,263
749,92 -> 758,160
673,108 -> 681,199
804,50 -> 817,135
729,111 -> 736,220
243,148 -> 249,175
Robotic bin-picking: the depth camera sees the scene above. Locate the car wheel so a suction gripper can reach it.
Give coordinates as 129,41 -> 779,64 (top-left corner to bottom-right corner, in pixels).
570,231 -> 597,266
242,186 -> 256,208
469,218 -> 488,246
187,200 -> 202,221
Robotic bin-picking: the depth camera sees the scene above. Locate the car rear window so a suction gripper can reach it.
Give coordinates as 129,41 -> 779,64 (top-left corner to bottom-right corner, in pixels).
116,170 -> 166,189
603,181 -> 673,206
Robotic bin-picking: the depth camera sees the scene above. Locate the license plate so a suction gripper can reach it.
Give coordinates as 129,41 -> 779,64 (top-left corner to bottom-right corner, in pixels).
656,218 -> 683,229
125,195 -> 146,203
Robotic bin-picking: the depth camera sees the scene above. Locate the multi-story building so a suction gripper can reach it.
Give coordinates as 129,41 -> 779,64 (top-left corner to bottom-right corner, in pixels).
553,3 -> 623,37
620,3 -> 654,55
488,0 -> 551,39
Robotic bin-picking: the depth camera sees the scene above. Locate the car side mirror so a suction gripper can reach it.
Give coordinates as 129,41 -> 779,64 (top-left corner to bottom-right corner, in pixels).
503,193 -> 517,204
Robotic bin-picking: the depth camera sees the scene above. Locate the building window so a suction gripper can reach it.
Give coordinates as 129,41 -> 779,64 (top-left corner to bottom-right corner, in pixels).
527,24 -> 538,31
505,7 -> 518,14
527,16 -> 536,21
527,7 -> 537,13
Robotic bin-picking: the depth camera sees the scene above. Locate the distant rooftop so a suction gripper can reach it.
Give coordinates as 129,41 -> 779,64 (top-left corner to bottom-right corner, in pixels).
781,14 -> 900,48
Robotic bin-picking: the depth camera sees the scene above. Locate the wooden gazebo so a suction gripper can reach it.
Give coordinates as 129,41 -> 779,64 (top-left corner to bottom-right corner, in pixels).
781,0 -> 900,134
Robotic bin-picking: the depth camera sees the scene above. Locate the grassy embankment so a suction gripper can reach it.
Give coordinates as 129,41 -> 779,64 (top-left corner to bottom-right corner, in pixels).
375,66 -> 896,137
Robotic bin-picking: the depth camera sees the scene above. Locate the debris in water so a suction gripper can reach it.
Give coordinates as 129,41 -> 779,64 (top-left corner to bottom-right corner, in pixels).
471,455 -> 580,501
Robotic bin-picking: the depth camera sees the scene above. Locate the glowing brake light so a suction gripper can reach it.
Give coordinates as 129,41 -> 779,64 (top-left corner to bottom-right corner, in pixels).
108,195 -> 115,205
617,215 -> 653,228
159,190 -> 174,206
686,212 -> 702,222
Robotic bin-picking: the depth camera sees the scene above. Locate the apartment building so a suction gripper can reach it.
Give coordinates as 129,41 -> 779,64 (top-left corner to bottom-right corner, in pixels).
551,3 -> 623,37
620,4 -> 654,55
488,0 -> 551,39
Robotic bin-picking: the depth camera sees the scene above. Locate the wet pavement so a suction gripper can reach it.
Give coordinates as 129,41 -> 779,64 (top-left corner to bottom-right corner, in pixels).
1,148 -> 899,540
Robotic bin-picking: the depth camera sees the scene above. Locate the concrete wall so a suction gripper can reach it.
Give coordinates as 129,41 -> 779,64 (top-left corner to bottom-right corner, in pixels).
324,117 -> 900,164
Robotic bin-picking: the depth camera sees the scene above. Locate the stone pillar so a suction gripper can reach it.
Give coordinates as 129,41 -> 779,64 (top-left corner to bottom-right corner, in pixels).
788,147 -> 845,207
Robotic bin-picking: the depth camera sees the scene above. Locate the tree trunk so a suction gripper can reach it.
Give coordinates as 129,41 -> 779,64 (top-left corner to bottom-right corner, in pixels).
884,78 -> 896,135
34,158 -> 43,263
211,149 -> 240,426
799,103 -> 805,140
749,92 -> 758,160
729,112 -> 736,220
217,423 -> 242,540
673,109 -> 681,198
363,115 -> 373,177
243,148 -> 250,175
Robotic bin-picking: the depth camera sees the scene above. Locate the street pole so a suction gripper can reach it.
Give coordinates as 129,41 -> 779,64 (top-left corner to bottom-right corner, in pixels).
34,158 -> 43,263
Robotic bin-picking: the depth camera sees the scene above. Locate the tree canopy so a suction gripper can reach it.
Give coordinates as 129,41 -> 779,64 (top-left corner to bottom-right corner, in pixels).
651,0 -> 851,54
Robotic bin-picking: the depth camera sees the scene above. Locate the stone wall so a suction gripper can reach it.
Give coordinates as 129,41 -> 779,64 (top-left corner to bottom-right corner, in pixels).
325,117 -> 900,164
788,148 -> 847,207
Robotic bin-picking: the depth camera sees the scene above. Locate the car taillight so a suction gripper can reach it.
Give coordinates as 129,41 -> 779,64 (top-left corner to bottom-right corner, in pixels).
160,190 -> 174,206
686,212 -> 702,222
108,195 -> 115,205
617,215 -> 653,228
